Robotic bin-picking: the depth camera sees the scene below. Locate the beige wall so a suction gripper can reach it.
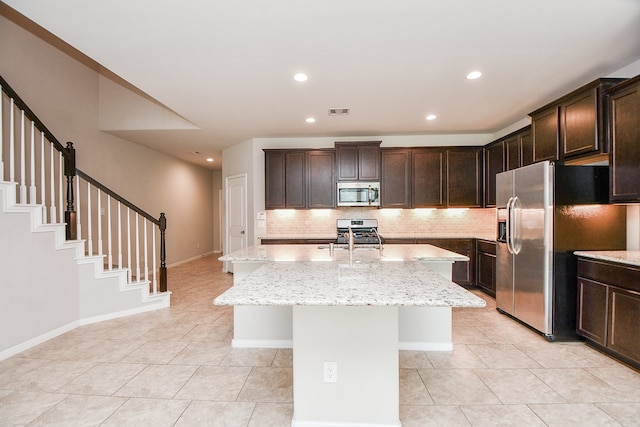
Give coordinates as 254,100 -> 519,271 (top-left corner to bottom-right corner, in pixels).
0,8 -> 215,265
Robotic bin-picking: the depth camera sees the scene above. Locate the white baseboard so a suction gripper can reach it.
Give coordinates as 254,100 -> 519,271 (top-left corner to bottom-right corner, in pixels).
291,418 -> 401,427
232,338 -> 293,349
399,341 -> 453,351
0,321 -> 79,362
167,251 -> 216,268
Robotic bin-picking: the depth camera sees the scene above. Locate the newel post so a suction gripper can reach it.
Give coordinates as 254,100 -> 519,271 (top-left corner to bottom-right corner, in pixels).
159,212 -> 167,292
64,141 -> 77,240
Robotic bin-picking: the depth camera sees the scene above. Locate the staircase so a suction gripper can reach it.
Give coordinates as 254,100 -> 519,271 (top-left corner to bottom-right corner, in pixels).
0,76 -> 170,361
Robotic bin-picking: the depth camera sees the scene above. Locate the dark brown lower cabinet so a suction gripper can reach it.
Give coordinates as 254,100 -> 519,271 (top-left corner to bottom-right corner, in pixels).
476,240 -> 496,296
577,257 -> 640,370
417,238 -> 474,286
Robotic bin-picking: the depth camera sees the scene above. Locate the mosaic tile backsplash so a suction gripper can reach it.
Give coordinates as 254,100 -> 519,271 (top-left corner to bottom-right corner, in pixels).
265,207 -> 497,241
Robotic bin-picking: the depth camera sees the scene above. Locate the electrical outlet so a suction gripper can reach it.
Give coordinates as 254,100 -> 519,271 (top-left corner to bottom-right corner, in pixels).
323,361 -> 337,383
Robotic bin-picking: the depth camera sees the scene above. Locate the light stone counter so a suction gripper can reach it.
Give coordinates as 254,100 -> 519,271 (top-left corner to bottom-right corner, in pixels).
574,250 -> 640,267
214,260 -> 483,307
218,243 -> 469,263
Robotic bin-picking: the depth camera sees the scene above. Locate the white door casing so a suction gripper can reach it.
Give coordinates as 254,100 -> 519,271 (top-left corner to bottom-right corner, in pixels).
225,173 -> 248,273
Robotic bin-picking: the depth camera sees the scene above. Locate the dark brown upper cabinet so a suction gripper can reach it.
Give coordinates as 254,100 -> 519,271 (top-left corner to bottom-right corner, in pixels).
484,140 -> 504,207
412,148 -> 446,208
264,149 -> 335,209
380,149 -> 411,208
306,150 -> 336,208
504,126 -> 533,171
446,147 -> 483,207
607,75 -> 640,203
530,78 -> 625,163
335,141 -> 381,181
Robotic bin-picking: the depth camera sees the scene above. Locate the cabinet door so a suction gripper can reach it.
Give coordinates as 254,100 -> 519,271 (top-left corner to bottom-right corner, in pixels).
359,144 -> 381,181
265,151 -> 286,209
285,151 -> 306,208
577,277 -> 608,346
336,144 -> 358,181
504,135 -> 520,171
485,141 -> 504,207
420,238 -> 474,286
412,148 -> 446,208
532,107 -> 559,162
561,88 -> 599,158
520,128 -> 534,166
447,148 -> 483,207
307,150 -> 336,208
608,286 -> 640,362
609,81 -> 640,202
477,252 -> 496,295
380,149 -> 411,208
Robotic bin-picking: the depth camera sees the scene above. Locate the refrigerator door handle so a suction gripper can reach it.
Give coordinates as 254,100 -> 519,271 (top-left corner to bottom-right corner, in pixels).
510,196 -> 522,255
505,196 -> 514,254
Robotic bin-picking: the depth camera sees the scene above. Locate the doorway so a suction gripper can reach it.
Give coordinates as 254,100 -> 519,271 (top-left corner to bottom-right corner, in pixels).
225,173 -> 248,273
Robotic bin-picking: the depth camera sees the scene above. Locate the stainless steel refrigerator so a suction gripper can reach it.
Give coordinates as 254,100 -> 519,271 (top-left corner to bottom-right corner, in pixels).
496,161 -> 626,341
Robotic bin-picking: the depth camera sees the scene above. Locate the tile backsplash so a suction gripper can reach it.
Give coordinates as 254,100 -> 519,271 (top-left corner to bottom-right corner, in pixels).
265,208 -> 497,240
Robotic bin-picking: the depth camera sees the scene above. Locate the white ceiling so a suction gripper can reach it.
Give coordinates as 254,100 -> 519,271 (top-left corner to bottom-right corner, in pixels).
4,0 -> 640,171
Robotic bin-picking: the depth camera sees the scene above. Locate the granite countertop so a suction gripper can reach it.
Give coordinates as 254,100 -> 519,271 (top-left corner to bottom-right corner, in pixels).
574,250 -> 640,267
214,260 -> 486,308
218,244 -> 469,263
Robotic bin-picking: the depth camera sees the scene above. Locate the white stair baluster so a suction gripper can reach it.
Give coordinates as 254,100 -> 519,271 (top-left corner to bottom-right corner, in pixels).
97,189 -> 102,257
135,212 -> 140,282
29,121 -> 36,203
40,132 -> 46,221
127,207 -> 131,282
143,219 -> 148,284
58,152 -> 63,223
117,201 -> 122,272
9,98 -> 15,184
152,224 -> 157,294
107,195 -> 112,270
49,141 -> 56,223
19,111 -> 26,204
0,86 -> 4,178
87,182 -> 92,256
76,175 -> 82,242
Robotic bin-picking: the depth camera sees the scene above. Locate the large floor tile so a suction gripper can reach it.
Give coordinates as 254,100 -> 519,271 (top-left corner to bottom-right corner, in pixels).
418,369 -> 500,405
174,401 -> 255,427
399,405 -> 471,426
400,368 -> 434,405
100,397 -> 190,427
28,394 -> 126,426
114,364 -> 198,399
0,391 -> 67,425
528,402 -> 623,426
460,404 -> 547,426
531,368 -> 638,403
474,368 -> 565,404
236,367 -> 293,403
174,365 -> 252,401
57,362 -> 145,396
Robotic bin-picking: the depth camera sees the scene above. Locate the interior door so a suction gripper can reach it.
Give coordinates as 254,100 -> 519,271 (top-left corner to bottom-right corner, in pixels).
225,174 -> 247,273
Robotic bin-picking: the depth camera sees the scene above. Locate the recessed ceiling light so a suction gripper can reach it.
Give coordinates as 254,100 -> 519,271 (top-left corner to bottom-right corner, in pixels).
305,117 -> 316,123
206,157 -> 214,162
426,114 -> 437,121
294,73 -> 308,82
466,71 -> 482,80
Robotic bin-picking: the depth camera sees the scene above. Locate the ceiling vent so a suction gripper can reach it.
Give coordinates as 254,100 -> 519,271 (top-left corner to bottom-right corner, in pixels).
329,108 -> 350,116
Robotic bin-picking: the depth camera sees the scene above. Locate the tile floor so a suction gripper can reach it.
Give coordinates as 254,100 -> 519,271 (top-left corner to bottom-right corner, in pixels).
1,255 -> 640,426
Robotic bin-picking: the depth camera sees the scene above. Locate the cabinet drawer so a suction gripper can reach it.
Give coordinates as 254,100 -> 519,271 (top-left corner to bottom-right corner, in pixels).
477,240 -> 496,255
577,259 -> 640,293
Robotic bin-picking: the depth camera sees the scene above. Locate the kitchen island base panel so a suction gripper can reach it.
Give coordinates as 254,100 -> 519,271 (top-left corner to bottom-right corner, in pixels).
292,305 -> 401,427
233,306 -> 293,348
399,306 -> 453,351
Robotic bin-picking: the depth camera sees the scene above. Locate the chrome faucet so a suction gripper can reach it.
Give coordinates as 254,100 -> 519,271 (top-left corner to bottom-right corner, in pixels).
371,227 -> 383,254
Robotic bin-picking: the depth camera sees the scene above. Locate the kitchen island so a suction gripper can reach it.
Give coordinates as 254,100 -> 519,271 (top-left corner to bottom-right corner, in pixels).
215,244 -> 485,427
219,244 -> 476,351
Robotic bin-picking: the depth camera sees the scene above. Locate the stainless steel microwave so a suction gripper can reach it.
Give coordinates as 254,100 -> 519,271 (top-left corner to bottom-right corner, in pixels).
336,182 -> 380,207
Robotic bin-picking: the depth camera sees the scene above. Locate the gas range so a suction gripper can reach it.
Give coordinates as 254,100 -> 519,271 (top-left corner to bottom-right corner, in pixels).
335,219 -> 381,245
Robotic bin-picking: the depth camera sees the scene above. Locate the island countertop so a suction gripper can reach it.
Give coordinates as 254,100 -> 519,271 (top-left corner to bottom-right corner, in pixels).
218,243 -> 469,263
214,245 -> 484,308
